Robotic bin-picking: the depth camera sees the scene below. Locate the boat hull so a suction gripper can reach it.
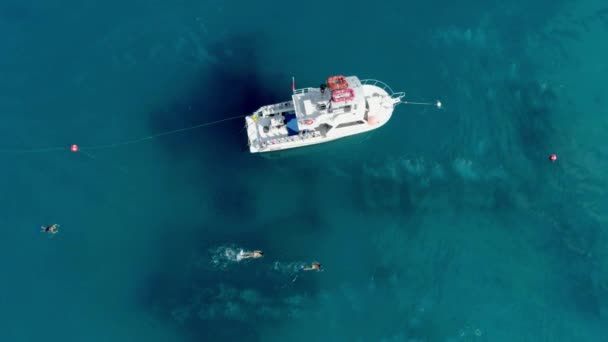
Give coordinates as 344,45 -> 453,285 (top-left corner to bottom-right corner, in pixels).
245,81 -> 400,153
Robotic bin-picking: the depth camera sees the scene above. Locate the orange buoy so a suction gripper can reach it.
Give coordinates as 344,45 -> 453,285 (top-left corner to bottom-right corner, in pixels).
70,144 -> 79,152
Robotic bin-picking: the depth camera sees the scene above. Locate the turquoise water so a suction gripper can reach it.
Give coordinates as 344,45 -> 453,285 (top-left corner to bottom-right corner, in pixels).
1,0 -> 608,341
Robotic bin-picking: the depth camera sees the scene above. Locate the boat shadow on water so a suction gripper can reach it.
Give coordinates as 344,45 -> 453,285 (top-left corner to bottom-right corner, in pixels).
147,32 -> 286,165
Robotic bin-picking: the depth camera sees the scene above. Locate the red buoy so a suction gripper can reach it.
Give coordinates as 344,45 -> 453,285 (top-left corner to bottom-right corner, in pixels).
70,144 -> 79,152
549,154 -> 557,162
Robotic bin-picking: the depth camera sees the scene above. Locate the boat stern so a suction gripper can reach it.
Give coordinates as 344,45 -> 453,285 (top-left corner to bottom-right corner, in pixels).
245,115 -> 263,153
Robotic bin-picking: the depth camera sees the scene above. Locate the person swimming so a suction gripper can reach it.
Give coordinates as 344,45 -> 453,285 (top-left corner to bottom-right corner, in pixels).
41,224 -> 59,235
302,262 -> 322,271
237,250 -> 264,260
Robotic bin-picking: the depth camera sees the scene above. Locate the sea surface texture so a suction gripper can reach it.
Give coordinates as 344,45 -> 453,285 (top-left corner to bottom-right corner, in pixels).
1,0 -> 607,341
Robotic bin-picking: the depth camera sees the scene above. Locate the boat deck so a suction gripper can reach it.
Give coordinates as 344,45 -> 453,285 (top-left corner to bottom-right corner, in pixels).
246,106 -> 322,149
292,76 -> 365,120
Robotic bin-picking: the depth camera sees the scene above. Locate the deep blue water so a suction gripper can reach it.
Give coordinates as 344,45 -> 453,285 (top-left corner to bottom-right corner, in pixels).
1,0 -> 608,341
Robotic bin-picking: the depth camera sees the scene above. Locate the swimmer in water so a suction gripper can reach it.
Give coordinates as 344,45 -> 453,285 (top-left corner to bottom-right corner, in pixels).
302,262 -> 322,271
41,224 -> 60,235
238,250 -> 264,260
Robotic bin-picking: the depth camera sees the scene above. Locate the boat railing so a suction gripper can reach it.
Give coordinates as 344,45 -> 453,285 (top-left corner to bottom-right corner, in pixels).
293,87 -> 315,95
360,79 -> 405,103
258,130 -> 321,149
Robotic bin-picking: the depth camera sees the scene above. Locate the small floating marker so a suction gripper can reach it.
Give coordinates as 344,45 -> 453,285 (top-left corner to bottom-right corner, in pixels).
70,144 -> 79,152
436,100 -> 442,108
549,153 -> 557,162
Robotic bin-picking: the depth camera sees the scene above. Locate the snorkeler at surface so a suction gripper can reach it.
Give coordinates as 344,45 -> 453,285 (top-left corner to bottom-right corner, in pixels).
238,250 -> 264,260
302,262 -> 322,271
41,224 -> 59,235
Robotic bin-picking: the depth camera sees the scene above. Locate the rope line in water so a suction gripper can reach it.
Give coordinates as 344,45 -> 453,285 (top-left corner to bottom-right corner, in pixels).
401,100 -> 442,108
0,114 -> 247,154
1,99 -> 443,154
0,146 -> 68,154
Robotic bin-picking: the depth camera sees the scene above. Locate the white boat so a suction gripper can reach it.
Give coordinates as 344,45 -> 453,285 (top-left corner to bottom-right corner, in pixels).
245,75 -> 406,153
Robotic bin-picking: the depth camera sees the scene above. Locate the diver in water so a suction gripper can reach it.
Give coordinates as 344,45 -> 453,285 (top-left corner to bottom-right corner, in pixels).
238,250 -> 264,260
41,224 -> 60,235
302,262 -> 322,271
